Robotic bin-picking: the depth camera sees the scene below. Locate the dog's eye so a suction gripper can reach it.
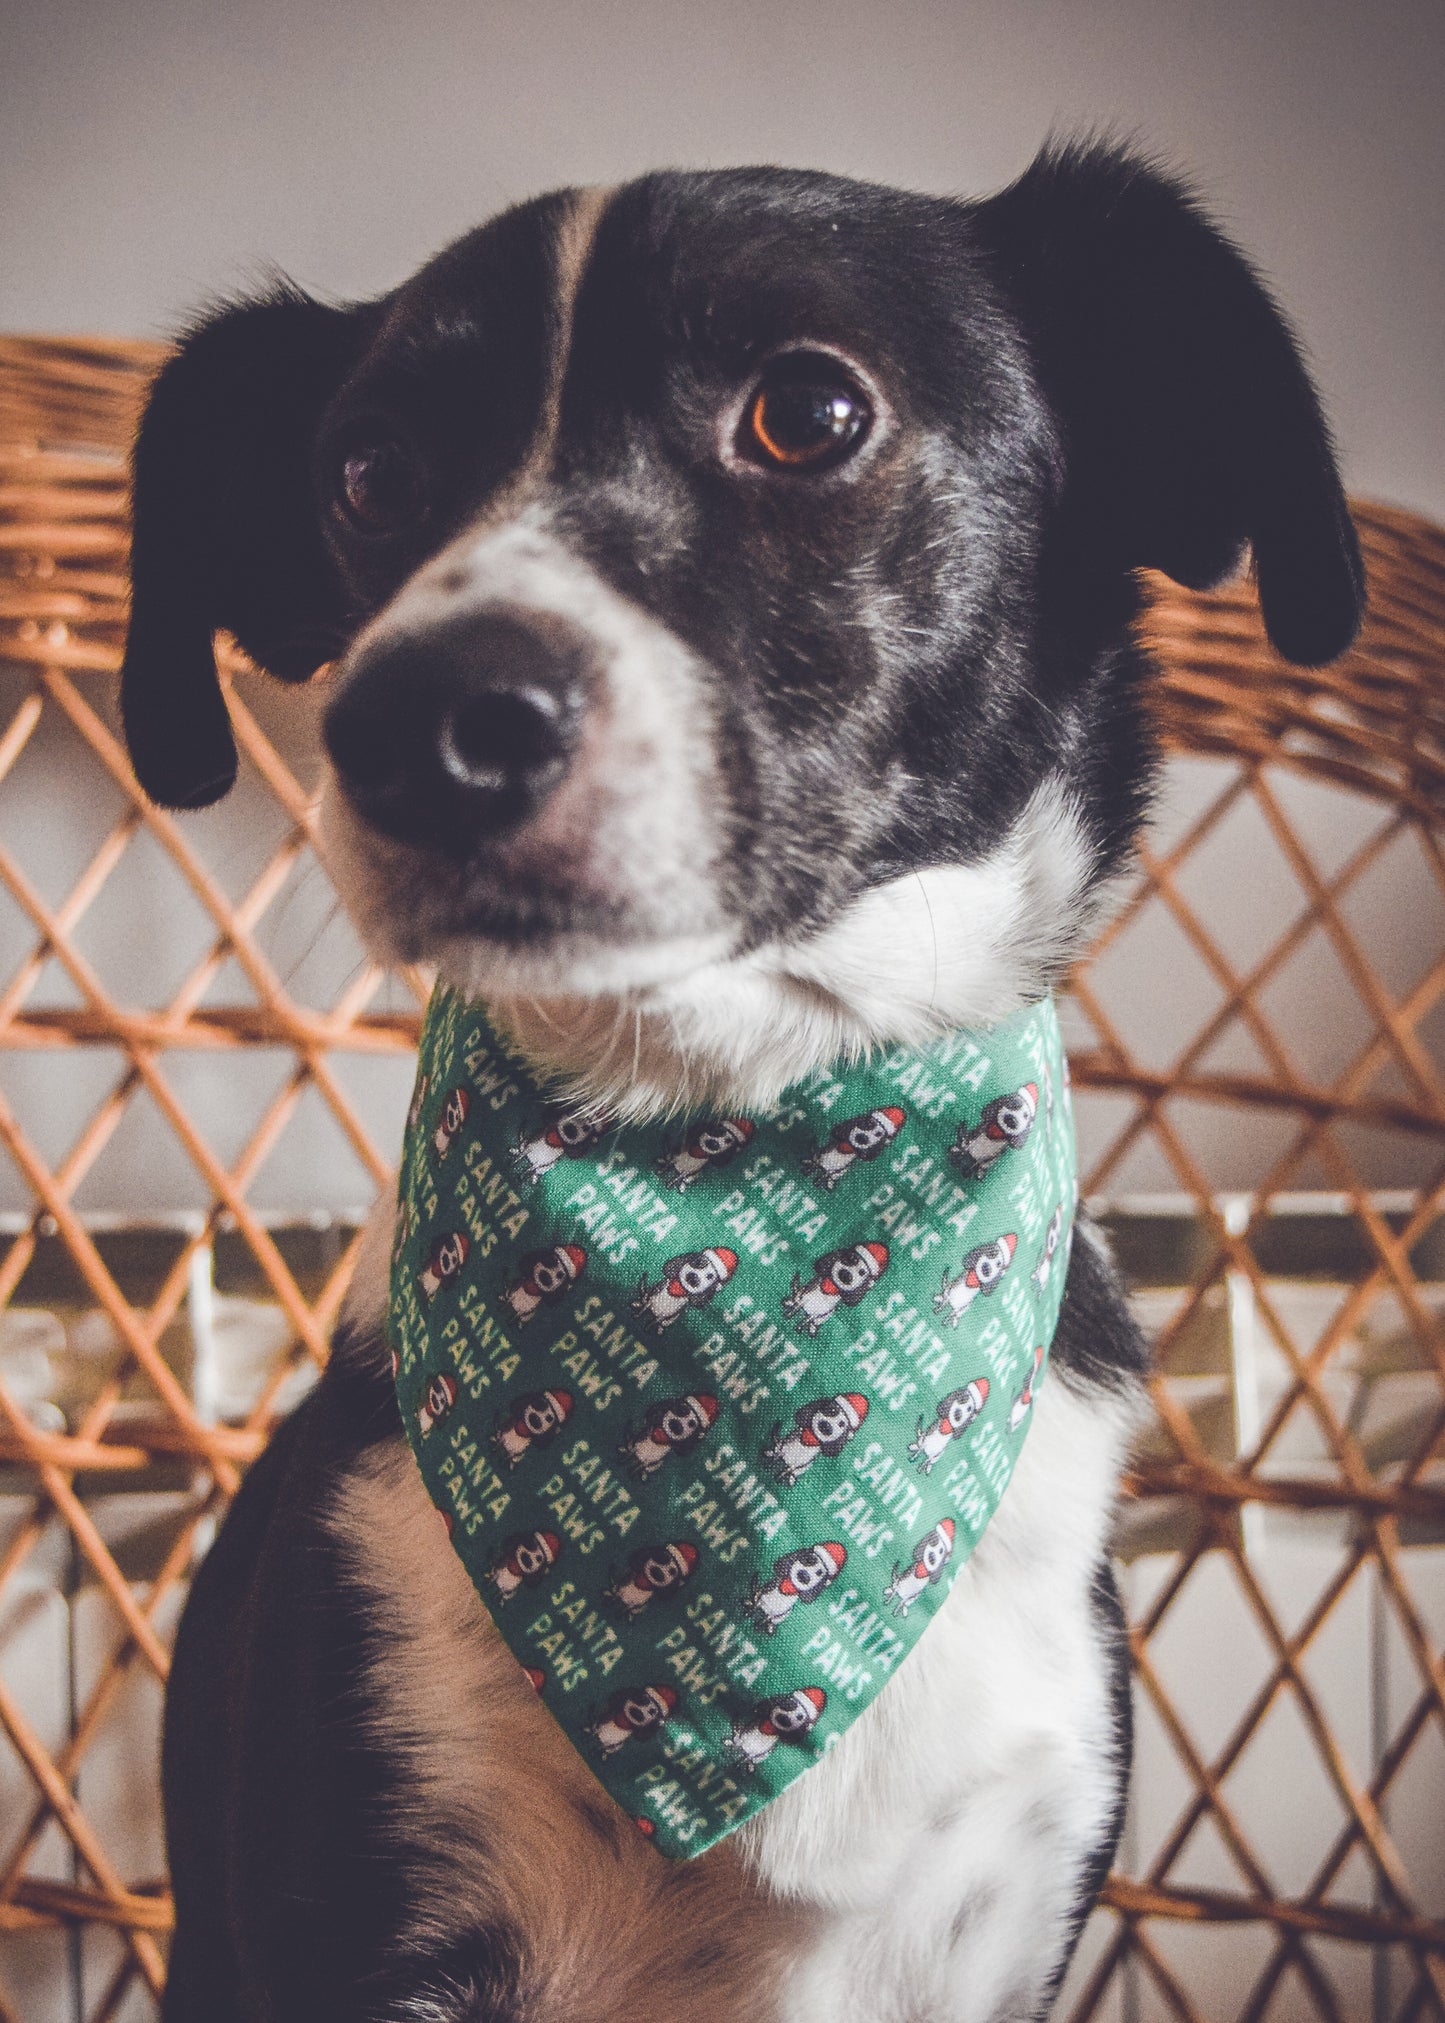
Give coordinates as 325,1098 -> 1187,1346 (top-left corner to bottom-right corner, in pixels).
333,433 -> 427,537
741,355 -> 871,471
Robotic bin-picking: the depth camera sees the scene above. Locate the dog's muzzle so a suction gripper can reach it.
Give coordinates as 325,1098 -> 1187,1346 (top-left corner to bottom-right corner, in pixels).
323,604 -> 593,860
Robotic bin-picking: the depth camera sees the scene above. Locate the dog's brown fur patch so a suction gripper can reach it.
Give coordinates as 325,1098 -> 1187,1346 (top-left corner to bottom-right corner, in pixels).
330,1437 -> 807,2020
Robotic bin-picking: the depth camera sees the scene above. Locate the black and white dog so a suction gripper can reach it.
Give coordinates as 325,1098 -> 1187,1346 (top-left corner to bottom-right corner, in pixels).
121,142 -> 1363,2022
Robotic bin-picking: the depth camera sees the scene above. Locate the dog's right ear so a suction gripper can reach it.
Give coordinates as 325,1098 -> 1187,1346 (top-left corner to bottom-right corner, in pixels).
121,287 -> 372,809
972,142 -> 1365,669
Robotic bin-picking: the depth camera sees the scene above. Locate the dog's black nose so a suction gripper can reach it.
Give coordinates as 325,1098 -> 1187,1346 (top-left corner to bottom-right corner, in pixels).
324,608 -> 588,856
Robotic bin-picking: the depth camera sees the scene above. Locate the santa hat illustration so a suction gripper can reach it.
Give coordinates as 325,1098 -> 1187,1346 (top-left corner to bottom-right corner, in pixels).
990,1084 -> 1037,1134
701,1247 -> 738,1280
791,1686 -> 827,1719
419,1231 -> 469,1299
856,1241 -> 889,1278
657,1541 -> 699,1580
554,1244 -> 587,1281
911,1518 -> 957,1575
952,1377 -> 989,1420
418,1371 -> 459,1436
702,1118 -> 753,1151
433,1086 -> 471,1154
966,1233 -> 1016,1285
520,1666 -> 546,1696
538,1387 -> 574,1422
636,1684 -> 678,1722
772,1541 -> 848,1597
868,1107 -> 906,1136
834,1393 -> 869,1433
683,1393 -> 721,1430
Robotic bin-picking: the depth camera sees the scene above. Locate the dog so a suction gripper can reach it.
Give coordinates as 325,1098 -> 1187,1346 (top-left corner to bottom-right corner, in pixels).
119,140 -> 1363,2022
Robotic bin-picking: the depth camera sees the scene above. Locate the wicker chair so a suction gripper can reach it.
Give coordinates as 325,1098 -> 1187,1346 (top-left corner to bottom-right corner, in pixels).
1,336 -> 1443,2023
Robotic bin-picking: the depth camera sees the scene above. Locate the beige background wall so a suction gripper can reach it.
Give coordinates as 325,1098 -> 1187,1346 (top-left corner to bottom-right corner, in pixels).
4,0 -> 1444,519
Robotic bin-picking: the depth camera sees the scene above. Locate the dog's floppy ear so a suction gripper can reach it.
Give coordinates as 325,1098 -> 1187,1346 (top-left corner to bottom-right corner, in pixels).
974,142 -> 1365,666
121,287 -> 372,808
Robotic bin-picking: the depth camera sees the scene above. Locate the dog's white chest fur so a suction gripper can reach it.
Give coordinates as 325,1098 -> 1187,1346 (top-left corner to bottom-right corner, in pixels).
340,1195 -> 1133,2022
747,1370 -> 1133,2023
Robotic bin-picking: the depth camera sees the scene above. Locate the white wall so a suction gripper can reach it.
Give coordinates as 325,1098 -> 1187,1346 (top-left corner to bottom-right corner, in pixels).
4,0 -> 1444,519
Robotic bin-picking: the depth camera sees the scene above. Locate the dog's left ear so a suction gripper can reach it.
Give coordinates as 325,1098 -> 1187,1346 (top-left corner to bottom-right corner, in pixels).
973,142 -> 1365,666
121,287 -> 374,809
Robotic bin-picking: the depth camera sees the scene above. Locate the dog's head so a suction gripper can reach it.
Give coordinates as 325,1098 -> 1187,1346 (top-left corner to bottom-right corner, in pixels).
120,143 -> 1363,1104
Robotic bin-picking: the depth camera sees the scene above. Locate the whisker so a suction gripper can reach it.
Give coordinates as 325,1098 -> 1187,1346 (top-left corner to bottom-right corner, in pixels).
915,871 -> 940,1013
279,895 -> 344,991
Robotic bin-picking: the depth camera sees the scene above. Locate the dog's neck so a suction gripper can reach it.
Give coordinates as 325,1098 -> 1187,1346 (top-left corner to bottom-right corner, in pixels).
481,779 -> 1108,1120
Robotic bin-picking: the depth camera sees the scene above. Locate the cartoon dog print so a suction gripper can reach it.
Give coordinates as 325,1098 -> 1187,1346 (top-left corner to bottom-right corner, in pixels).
933,1232 -> 1017,1328
585,1683 -> 678,1756
493,1388 -> 574,1469
502,1242 -> 587,1325
802,1105 -> 906,1191
417,1371 -> 459,1438
907,1378 -> 990,1474
419,1230 -> 469,1301
654,1117 -> 754,1192
619,1393 -> 720,1478
1009,1345 -> 1045,1432
948,1083 -> 1038,1183
602,1540 -> 700,1618
782,1241 -> 890,1337
725,1686 -> 827,1773
742,1540 -> 848,1636
1031,1205 -> 1065,1294
631,1246 -> 738,1332
762,1392 -> 870,1487
510,1107 -> 614,1185
484,1528 -> 562,1603
884,1518 -> 956,1616
431,1084 -> 471,1157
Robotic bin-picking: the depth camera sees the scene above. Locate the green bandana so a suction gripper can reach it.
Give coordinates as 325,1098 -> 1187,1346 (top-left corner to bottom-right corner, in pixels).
388,989 -> 1076,1859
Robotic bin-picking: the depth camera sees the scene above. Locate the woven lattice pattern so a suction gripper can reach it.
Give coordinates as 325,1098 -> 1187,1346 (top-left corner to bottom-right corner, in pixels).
2,335 -> 1443,2022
